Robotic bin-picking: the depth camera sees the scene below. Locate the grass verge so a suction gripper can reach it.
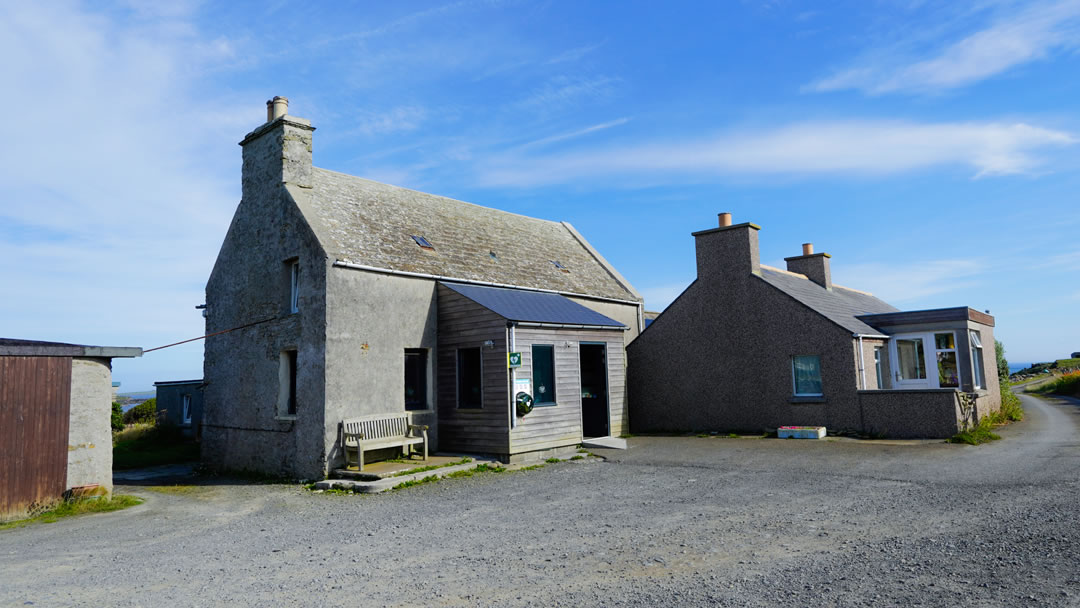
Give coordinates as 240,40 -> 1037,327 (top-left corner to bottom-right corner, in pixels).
948,418 -> 1001,445
113,425 -> 199,470
0,496 -> 143,531
390,457 -> 473,477
1033,370 -> 1080,399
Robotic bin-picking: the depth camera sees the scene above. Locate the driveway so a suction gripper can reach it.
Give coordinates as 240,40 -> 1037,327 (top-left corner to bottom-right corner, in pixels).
3,392 -> 1079,607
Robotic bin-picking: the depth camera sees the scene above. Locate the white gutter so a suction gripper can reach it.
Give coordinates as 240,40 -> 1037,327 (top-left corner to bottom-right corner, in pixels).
515,321 -> 628,331
333,260 -> 642,307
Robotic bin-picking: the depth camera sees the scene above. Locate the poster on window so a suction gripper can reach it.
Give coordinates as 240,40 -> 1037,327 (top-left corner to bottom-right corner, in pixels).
513,377 -> 532,400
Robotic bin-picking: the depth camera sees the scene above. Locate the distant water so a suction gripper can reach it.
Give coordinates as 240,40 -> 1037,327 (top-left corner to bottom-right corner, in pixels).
1009,363 -> 1033,374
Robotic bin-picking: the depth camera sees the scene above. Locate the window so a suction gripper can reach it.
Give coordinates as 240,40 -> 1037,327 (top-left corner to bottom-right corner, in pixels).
970,330 -> 986,389
457,348 -> 482,408
935,332 -> 959,388
289,261 -> 300,313
182,394 -> 192,424
874,347 -> 884,389
278,349 -> 297,417
411,235 -> 434,250
404,349 -> 428,411
896,338 -> 926,380
532,345 -> 557,405
792,355 -> 823,396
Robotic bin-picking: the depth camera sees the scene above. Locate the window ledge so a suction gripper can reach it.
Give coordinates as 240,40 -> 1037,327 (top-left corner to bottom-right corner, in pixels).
532,402 -> 558,408
790,396 -> 826,404
405,408 -> 434,414
274,415 -> 297,421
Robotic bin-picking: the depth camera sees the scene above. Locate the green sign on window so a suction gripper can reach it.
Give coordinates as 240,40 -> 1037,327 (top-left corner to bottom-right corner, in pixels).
507,352 -> 522,368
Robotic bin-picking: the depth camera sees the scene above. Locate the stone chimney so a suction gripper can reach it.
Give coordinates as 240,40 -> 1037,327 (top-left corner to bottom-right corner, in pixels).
238,96 -> 316,201
785,242 -> 832,290
692,212 -> 761,280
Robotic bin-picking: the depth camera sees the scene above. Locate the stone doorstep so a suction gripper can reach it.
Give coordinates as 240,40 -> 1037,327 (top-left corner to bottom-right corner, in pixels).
313,456 -> 599,494
315,457 -> 501,494
581,436 -> 628,450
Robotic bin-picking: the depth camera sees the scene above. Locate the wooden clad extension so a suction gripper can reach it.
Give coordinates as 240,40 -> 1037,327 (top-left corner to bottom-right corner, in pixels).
436,285 -> 511,454
0,356 -> 72,522
510,328 -> 626,453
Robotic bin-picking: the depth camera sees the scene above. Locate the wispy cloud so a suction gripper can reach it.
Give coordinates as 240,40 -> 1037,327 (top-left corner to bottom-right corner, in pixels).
518,118 -> 630,149
836,259 -> 986,303
515,75 -> 619,112
342,106 -> 428,136
0,1 -> 247,389
474,119 -> 1074,187
807,0 -> 1080,94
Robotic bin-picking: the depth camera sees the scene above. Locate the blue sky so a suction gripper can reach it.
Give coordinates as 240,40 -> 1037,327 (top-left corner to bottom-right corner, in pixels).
2,0 -> 1079,391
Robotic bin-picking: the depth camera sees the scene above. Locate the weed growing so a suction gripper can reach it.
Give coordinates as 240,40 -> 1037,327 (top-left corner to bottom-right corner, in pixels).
1,496 -> 144,531
570,455 -> 584,461
545,457 -> 562,464
948,419 -> 1001,445
392,475 -> 440,490
1035,370 -> 1080,398
146,485 -> 198,495
391,457 -> 473,477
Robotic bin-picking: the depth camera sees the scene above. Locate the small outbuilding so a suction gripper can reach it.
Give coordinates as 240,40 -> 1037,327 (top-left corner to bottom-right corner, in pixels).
0,338 -> 141,522
154,380 -> 204,439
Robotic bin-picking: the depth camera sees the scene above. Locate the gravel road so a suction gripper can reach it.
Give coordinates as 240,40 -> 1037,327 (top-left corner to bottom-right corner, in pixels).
3,391 -> 1079,607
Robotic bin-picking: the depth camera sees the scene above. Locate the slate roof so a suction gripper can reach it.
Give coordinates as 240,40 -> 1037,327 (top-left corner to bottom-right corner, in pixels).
758,267 -> 899,335
305,168 -> 638,302
441,282 -> 627,328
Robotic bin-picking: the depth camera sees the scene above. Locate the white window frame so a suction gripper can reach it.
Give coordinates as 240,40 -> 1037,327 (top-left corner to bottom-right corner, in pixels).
791,355 -> 823,397
289,261 -> 300,314
970,330 -> 985,390
182,394 -> 192,424
888,331 -> 959,390
873,346 -> 884,389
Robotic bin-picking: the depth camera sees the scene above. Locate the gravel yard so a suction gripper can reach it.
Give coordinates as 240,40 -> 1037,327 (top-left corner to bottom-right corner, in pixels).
3,391 -> 1079,607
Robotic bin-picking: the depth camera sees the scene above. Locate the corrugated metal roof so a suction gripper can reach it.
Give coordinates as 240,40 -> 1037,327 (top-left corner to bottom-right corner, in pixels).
305,168 -> 637,301
441,282 -> 626,328
758,267 -> 899,335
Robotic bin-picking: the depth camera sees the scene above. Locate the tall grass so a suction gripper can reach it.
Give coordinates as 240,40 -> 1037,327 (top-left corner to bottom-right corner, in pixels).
1036,370 -> 1080,398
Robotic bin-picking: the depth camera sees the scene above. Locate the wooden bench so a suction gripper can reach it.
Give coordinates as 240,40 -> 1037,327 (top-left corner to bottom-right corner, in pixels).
341,413 -> 428,470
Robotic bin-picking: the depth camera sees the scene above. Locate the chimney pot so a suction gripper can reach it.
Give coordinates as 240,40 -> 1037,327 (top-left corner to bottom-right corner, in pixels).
802,243 -> 814,255
267,96 -> 289,122
718,212 -> 732,227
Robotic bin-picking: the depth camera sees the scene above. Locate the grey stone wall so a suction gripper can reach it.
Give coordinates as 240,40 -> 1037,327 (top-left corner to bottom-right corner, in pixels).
627,270 -> 862,434
858,389 -> 962,438
323,269 -> 439,469
67,358 -> 112,492
203,118 -> 329,480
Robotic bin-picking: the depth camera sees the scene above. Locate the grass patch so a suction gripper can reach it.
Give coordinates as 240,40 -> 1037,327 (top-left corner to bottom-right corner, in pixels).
995,390 -> 1025,422
1,495 -> 143,531
113,425 -> 199,470
576,448 -> 589,454
145,485 -> 198,495
473,463 -> 506,474
518,464 -> 545,472
391,457 -> 473,477
392,475 -> 440,490
545,457 -> 562,464
570,455 -> 584,461
948,418 -> 1001,445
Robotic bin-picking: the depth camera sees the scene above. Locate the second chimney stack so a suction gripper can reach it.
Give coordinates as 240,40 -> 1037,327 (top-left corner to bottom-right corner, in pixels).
267,96 -> 289,122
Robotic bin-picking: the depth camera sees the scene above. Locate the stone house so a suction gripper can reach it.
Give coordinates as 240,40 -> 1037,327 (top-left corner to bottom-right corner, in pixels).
627,214 -> 1000,439
153,379 -> 204,439
0,338 -> 141,521
202,98 -> 643,479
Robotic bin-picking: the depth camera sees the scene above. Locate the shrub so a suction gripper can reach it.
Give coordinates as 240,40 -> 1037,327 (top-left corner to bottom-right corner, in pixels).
1038,370 -> 1080,398
996,389 -> 1024,422
111,402 -> 125,432
123,398 -> 157,425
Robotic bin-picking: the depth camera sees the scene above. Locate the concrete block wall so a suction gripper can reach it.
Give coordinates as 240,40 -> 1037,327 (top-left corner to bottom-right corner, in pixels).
67,358 -> 113,493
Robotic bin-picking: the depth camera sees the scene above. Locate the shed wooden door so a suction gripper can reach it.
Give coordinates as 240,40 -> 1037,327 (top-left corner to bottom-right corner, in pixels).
0,356 -> 72,521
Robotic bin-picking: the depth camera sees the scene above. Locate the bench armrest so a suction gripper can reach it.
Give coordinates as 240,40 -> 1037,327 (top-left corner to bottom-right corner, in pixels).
343,431 -> 366,441
408,424 -> 429,432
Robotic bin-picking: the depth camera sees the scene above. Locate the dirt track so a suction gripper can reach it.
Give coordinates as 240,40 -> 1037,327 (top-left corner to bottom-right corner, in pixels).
2,391 -> 1079,607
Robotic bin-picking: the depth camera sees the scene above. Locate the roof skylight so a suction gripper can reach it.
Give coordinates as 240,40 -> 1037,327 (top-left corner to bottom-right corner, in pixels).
550,260 -> 569,273
411,235 -> 434,250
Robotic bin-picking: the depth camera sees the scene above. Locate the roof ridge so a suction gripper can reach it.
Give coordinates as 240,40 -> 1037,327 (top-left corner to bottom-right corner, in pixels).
760,264 -> 807,279
833,284 -> 875,296
311,166 -> 563,226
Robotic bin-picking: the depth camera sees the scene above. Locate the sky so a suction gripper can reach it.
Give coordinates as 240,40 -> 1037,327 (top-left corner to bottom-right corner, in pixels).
2,0 -> 1079,391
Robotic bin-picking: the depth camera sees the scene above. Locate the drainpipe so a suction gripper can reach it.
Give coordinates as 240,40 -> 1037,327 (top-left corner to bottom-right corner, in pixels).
508,322 -> 517,430
856,334 -> 866,390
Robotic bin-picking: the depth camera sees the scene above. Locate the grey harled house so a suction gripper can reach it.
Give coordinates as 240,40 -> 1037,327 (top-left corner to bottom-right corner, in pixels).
627,213 -> 1000,439
202,97 -> 642,478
